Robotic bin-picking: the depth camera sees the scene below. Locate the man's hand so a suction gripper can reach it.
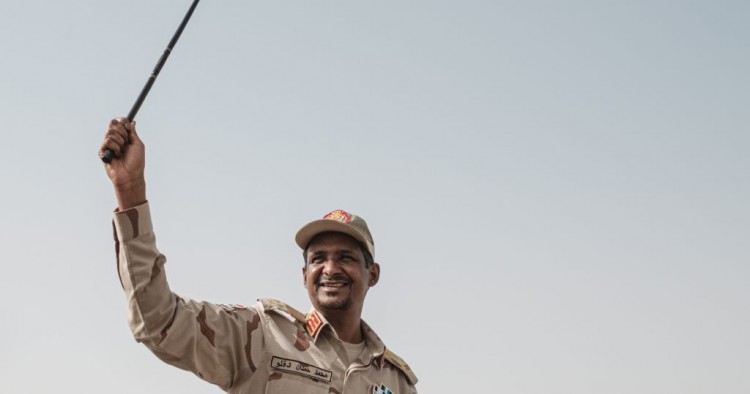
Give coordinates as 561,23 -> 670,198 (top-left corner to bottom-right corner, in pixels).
100,117 -> 147,210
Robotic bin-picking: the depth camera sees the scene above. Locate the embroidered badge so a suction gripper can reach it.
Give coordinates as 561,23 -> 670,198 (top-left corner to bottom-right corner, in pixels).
271,356 -> 332,383
323,209 -> 351,223
305,310 -> 323,337
373,383 -> 398,394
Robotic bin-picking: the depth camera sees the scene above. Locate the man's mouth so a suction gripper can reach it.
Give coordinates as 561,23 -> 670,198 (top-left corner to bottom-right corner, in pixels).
317,280 -> 350,290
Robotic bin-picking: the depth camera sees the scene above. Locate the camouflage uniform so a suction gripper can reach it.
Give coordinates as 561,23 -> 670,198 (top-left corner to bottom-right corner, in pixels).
112,203 -> 418,394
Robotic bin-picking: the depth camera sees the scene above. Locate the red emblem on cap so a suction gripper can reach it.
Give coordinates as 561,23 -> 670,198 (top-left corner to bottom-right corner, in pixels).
323,209 -> 351,223
306,311 -> 323,337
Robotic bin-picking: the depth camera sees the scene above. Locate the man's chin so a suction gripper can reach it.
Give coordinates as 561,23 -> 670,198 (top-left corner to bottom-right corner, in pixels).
316,296 -> 352,311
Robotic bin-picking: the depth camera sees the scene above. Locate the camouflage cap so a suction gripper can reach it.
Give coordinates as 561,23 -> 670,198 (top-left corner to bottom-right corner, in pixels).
295,209 -> 375,259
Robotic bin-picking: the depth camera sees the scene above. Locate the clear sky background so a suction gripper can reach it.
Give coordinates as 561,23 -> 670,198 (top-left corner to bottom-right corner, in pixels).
0,0 -> 748,393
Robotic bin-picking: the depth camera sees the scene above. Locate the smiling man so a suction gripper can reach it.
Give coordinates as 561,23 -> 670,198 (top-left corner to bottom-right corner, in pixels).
100,118 -> 418,394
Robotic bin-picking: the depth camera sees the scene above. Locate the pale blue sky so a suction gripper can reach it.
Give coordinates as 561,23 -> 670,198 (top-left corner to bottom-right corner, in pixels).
0,1 -> 748,393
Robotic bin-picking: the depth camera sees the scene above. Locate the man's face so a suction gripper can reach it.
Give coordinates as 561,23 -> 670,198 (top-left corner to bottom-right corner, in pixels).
302,232 -> 379,313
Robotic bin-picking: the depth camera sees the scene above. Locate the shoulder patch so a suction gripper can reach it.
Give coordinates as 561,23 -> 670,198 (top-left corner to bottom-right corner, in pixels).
384,348 -> 418,385
258,298 -> 306,323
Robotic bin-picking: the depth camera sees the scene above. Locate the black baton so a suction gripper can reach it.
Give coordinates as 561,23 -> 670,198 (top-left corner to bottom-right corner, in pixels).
101,0 -> 201,163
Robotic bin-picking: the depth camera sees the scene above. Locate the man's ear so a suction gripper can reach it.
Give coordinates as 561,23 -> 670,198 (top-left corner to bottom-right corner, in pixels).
368,262 -> 380,287
302,266 -> 307,286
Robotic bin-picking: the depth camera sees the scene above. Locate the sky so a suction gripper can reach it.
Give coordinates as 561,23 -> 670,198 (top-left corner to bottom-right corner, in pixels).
0,0 -> 748,393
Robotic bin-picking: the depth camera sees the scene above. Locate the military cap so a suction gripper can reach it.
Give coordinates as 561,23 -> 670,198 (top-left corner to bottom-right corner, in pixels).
295,209 -> 375,259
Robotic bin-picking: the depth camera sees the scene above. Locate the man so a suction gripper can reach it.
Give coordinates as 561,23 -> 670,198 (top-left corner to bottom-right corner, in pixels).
100,118 -> 418,394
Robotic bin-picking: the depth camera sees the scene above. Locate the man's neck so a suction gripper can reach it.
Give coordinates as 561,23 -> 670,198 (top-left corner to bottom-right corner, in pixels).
320,309 -> 364,344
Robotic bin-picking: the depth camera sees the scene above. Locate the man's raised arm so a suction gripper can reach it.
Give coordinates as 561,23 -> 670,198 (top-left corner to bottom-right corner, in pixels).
99,119 -> 259,391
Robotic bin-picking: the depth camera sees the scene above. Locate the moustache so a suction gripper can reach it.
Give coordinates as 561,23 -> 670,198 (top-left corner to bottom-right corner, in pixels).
316,275 -> 352,286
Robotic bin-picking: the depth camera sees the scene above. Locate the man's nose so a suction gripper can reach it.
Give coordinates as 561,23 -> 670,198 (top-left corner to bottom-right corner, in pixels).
322,258 -> 341,276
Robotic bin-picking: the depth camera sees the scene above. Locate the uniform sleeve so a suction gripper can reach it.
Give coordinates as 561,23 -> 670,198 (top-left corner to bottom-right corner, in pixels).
113,203 -> 264,391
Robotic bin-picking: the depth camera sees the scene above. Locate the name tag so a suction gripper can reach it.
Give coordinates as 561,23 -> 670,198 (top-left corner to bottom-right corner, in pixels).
271,356 -> 333,383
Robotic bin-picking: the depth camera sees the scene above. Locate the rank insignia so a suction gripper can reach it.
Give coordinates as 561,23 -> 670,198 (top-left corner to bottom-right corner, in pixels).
372,383 -> 397,394
323,209 -> 352,223
305,310 -> 323,337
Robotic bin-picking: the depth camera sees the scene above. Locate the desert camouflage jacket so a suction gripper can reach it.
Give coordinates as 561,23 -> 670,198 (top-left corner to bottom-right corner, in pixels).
112,203 -> 418,394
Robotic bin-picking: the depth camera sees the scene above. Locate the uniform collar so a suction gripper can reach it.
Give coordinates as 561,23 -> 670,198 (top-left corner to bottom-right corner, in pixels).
360,318 -> 387,369
305,309 -> 387,368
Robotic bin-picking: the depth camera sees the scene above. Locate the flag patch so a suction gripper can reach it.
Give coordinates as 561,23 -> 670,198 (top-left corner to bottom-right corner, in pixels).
373,383 -> 397,394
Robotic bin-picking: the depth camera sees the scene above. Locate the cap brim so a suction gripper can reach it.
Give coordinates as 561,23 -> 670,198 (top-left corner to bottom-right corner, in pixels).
295,219 -> 369,252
